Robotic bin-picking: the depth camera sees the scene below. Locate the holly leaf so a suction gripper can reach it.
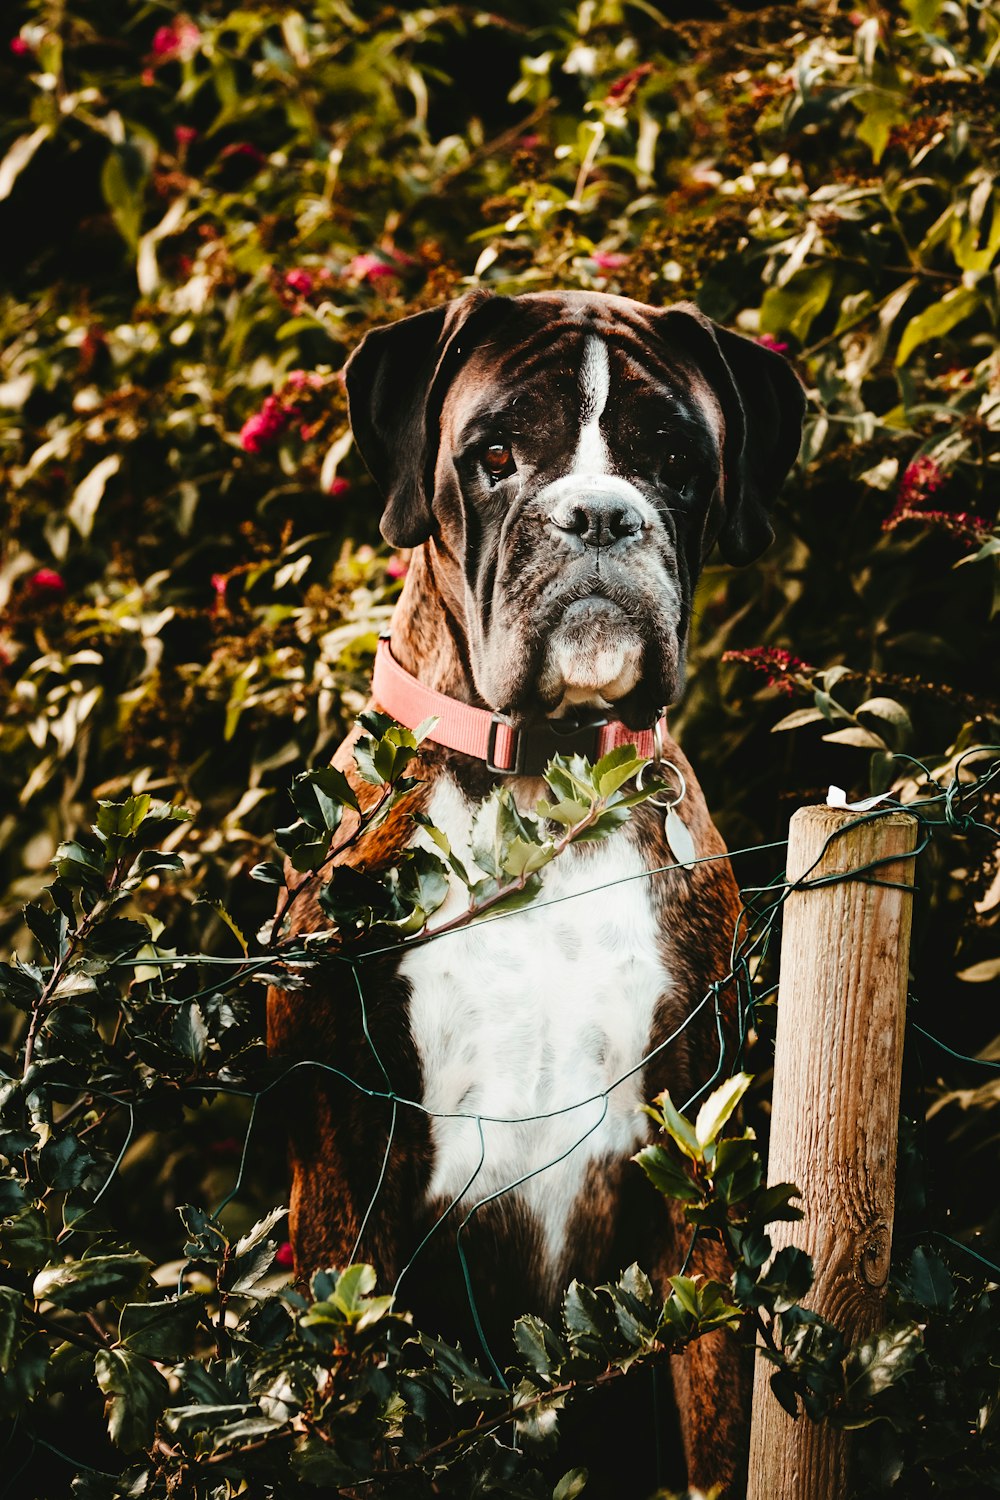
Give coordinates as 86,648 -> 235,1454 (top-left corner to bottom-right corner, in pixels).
844,1322 -> 923,1404
0,1206 -> 52,1271
34,1254 -> 151,1310
592,745 -> 646,798
95,1348 -> 168,1451
633,1144 -> 702,1203
119,1292 -> 206,1360
0,1286 -> 21,1373
896,1246 -> 954,1313
694,1072 -> 752,1149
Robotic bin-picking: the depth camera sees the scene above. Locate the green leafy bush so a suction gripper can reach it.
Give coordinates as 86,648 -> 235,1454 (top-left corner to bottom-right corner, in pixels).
2,0 -> 999,1494
5,736 -> 988,1495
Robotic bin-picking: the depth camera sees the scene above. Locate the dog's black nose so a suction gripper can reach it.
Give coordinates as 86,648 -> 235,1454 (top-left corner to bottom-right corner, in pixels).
548,493 -> 643,548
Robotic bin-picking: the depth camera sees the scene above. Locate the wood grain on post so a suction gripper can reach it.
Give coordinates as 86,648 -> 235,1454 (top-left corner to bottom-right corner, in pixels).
746,805 -> 918,1500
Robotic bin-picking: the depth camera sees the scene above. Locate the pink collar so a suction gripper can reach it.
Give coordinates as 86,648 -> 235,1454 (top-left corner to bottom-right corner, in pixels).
371,636 -> 666,776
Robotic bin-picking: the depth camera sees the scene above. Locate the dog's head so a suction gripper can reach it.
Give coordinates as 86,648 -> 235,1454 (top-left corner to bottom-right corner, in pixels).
346,289 -> 805,728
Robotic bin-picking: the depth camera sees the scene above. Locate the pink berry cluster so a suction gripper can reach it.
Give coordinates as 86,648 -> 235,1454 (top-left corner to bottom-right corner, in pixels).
605,63 -> 654,104
239,395 -> 293,453
27,568 -> 67,600
345,251 -> 414,283
284,269 -> 316,296
239,370 -> 327,454
3,570 -> 69,644
151,19 -> 201,61
279,254 -> 412,300
591,251 -> 629,271
895,455 -> 943,510
722,646 -> 813,695
883,456 -> 988,539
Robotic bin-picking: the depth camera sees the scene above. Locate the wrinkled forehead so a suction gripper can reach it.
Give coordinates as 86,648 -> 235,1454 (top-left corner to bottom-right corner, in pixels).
440,299 -> 724,447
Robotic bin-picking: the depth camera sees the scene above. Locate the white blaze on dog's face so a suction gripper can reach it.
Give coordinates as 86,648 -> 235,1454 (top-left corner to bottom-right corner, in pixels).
535,335 -> 674,715
530,336 -> 647,713
346,290 -> 806,729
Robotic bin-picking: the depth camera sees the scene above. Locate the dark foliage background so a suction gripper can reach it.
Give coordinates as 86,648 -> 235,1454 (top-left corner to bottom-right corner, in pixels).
1,0 -> 998,1495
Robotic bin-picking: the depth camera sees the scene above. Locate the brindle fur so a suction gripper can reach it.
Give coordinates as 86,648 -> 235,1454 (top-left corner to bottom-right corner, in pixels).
267,290 -> 804,1497
267,732 -> 748,1494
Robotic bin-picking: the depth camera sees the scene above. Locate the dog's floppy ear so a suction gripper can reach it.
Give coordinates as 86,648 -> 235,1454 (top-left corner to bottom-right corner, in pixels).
345,289 -> 509,547
658,304 -> 806,565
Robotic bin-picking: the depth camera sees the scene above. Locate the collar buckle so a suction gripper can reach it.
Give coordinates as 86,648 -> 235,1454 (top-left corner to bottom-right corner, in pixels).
486,710 -> 610,777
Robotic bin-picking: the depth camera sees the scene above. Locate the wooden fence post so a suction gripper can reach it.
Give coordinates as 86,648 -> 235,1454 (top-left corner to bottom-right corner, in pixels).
746,804 -> 918,1500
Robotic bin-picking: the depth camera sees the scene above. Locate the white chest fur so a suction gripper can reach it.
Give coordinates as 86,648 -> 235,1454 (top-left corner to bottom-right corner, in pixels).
399,777 -> 668,1283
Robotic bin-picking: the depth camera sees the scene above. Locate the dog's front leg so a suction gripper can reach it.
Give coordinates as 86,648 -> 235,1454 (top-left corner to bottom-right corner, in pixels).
664,1212 -> 751,1499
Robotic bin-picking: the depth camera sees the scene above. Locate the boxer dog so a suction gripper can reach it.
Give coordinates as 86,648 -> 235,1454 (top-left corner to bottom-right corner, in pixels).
267,290 -> 804,1494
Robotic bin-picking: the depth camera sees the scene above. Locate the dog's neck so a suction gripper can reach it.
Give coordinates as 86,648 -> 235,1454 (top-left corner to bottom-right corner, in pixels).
388,544 -> 485,707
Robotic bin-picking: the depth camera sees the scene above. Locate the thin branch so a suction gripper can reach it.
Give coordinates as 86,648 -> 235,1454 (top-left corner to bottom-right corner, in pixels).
27,1308 -> 105,1353
268,783 -> 396,947
409,802 -> 613,946
395,101 -> 556,230
357,1363 -> 635,1485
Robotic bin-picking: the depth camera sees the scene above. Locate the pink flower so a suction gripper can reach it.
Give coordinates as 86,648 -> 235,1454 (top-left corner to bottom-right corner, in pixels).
722,646 -> 812,695
386,554 -> 409,579
345,254 -> 399,282
606,63 -> 654,102
327,475 -> 351,498
756,334 -> 790,354
883,456 -> 945,529
592,251 -> 629,270
219,142 -> 266,170
174,125 -> 197,149
240,394 -> 292,453
284,269 -> 315,296
27,568 -> 67,599
284,369 -> 325,392
922,509 -> 988,532
206,1135 -> 241,1159
897,455 -> 943,508
239,412 -> 273,453
10,36 -> 31,56
240,373 -> 331,454
884,506 -> 988,539
209,574 -> 229,616
151,19 -> 201,60
275,1241 -> 295,1269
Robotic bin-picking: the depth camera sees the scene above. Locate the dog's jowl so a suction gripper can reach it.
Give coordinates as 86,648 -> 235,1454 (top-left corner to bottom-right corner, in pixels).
267,290 -> 805,1495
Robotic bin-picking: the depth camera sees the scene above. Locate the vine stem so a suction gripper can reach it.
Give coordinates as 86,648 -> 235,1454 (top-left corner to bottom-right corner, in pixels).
27,1308 -> 105,1353
267,782 -> 397,948
22,843 -> 133,1077
410,799 -> 614,945
355,1362 -> 637,1486
22,901 -> 103,1079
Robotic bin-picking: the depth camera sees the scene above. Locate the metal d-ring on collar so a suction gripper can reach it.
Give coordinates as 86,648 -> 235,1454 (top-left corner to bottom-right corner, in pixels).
636,718 -> 687,812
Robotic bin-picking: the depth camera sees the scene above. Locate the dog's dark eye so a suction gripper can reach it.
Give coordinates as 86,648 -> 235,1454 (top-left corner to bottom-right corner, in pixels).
484,442 -> 516,483
661,449 -> 698,489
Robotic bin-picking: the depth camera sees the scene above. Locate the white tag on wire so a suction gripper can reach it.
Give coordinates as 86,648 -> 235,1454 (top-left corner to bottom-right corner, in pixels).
665,806 -> 698,870
826,786 -> 894,812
